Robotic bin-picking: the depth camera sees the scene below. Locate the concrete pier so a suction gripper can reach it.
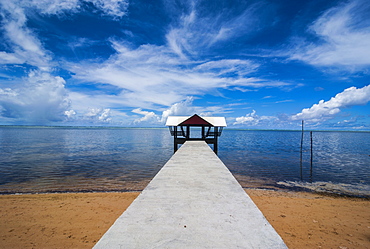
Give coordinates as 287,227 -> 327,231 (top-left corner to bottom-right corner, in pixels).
93,141 -> 287,248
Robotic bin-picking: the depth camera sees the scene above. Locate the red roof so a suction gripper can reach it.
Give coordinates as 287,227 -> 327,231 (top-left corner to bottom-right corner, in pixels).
179,114 -> 213,126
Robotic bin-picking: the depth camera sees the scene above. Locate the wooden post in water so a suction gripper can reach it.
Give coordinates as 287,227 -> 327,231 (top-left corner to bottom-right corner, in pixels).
214,127 -> 219,155
300,120 -> 304,180
174,126 -> 178,152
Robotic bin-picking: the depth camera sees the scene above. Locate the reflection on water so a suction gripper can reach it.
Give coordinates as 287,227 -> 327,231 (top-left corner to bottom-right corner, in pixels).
0,127 -> 369,196
0,127 -> 172,193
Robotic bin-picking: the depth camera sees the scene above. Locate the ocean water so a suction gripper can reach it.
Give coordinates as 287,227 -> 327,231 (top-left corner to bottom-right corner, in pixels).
0,127 -> 369,197
219,130 -> 370,197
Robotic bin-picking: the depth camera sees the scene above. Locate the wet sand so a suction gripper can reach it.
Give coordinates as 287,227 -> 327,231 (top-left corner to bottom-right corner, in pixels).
0,190 -> 369,249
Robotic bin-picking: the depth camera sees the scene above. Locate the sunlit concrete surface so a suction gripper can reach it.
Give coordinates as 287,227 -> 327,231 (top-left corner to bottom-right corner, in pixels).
93,141 -> 287,248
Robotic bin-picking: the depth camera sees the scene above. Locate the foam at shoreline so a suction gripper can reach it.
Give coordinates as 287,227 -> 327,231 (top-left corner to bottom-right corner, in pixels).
2,179 -> 369,198
277,181 -> 370,198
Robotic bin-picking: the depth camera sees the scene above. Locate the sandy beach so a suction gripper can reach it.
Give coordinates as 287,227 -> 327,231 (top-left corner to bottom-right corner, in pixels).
0,190 -> 369,249
246,189 -> 370,249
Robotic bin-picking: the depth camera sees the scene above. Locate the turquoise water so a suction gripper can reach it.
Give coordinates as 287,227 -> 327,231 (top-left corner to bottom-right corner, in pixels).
1,127 -> 369,196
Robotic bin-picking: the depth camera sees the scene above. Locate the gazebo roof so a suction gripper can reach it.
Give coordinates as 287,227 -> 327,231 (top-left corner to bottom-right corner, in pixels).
166,114 -> 227,127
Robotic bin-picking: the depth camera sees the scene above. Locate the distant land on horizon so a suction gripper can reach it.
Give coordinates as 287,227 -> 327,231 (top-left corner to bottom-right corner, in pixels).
1,125 -> 369,133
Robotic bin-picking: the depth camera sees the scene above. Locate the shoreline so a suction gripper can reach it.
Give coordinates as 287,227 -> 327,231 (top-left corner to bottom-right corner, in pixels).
1,187 -> 369,199
0,189 -> 369,249
2,175 -> 369,198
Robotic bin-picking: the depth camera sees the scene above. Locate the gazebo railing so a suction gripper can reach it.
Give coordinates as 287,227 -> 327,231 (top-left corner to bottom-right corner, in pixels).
205,127 -> 223,137
168,126 -> 186,137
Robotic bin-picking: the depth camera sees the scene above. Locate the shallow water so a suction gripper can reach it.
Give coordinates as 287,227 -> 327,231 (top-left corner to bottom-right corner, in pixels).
219,130 -> 370,197
1,127 -> 369,196
0,127 -> 172,193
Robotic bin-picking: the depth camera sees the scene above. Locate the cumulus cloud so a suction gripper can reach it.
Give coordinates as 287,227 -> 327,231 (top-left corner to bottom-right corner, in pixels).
5,0 -> 365,129
291,84 -> 370,122
0,0 -> 295,126
84,108 -> 112,122
290,0 -> 370,70
64,105 -> 117,124
233,110 -> 277,126
131,97 -> 226,126
132,97 -> 196,125
0,0 -> 129,124
132,108 -> 159,124
0,70 -> 70,123
160,97 -> 196,122
64,109 -> 76,119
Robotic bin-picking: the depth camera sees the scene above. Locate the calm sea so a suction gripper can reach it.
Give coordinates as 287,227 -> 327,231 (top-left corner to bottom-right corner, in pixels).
1,127 -> 369,197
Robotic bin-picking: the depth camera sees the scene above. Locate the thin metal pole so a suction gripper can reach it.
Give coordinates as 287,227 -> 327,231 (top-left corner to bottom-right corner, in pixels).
300,120 -> 304,180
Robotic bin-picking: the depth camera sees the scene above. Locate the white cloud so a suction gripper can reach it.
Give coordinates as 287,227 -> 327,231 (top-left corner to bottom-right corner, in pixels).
64,109 -> 76,118
194,59 -> 259,77
165,2 -> 263,58
234,110 -> 257,124
0,0 -> 319,127
0,0 -> 51,69
28,0 -> 80,15
292,84 -> 370,122
0,0 -> 128,67
132,97 -> 196,125
67,39 -> 291,111
0,0 -> 132,125
275,99 -> 293,104
0,51 -> 25,64
130,97 -> 228,126
84,108 -> 112,122
88,0 -> 128,18
160,97 -> 196,122
290,0 -> 370,70
98,108 -> 111,122
19,0 -> 128,17
233,110 -> 277,126
132,108 -> 159,124
231,78 -> 292,88
0,70 -> 70,123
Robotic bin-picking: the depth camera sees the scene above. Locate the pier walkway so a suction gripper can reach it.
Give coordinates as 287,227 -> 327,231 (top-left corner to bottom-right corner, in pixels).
93,141 -> 287,248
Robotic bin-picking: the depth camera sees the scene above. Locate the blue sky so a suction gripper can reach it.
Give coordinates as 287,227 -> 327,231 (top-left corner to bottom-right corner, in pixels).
0,0 -> 369,130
